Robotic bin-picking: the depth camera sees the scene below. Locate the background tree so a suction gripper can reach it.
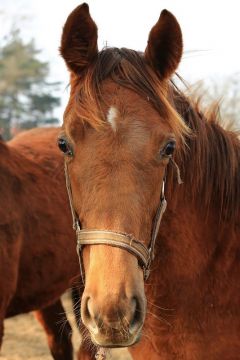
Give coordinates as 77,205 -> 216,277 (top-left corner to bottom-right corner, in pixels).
184,73 -> 240,131
0,28 -> 60,139
208,73 -> 240,128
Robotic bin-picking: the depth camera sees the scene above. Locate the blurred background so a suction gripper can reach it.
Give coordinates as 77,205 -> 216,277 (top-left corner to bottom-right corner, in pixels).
0,0 -> 240,140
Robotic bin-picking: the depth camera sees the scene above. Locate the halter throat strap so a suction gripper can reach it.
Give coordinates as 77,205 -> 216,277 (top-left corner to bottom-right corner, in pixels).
64,161 -> 167,282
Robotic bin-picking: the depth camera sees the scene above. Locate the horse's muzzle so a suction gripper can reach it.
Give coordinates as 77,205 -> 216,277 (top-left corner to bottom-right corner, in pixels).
81,293 -> 145,347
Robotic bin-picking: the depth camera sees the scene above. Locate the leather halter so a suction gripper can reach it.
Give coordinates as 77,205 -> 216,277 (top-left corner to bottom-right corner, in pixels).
64,161 -> 167,282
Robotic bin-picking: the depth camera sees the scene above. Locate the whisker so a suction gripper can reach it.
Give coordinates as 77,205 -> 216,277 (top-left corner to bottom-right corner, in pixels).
147,299 -> 175,312
146,310 -> 172,327
58,317 -> 69,340
134,307 -> 173,328
140,329 -> 162,355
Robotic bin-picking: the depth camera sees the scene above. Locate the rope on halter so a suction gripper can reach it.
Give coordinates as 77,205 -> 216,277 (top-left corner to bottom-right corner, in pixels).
170,157 -> 183,184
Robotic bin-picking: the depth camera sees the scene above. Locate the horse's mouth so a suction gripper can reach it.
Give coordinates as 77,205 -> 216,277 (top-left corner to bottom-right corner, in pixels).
90,330 -> 142,348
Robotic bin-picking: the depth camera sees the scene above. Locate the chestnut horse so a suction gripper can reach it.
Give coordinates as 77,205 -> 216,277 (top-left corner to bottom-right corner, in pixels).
0,128 -> 81,359
59,4 -> 240,360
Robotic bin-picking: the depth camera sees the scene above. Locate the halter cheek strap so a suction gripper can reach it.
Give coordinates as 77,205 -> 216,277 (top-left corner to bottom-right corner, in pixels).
64,160 -> 167,282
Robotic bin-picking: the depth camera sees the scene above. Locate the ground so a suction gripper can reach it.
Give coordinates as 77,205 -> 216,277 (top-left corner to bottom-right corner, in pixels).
1,293 -> 131,360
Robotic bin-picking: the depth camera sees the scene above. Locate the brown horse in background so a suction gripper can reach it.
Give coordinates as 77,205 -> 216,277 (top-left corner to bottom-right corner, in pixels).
0,128 -> 81,359
59,4 -> 240,360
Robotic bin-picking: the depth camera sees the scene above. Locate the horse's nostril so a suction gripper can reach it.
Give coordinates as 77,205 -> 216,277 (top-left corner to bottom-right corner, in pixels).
129,296 -> 144,334
84,296 -> 91,320
82,296 -> 99,334
82,296 -> 94,324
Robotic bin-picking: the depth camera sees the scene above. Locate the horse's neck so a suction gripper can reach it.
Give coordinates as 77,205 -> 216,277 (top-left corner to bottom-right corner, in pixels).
146,191 -> 240,356
146,192 -> 239,336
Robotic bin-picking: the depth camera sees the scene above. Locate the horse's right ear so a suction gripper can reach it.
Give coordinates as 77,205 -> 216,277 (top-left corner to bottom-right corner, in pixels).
60,3 -> 98,75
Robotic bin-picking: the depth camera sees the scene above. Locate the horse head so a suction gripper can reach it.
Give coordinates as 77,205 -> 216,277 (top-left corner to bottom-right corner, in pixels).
59,3 -> 188,348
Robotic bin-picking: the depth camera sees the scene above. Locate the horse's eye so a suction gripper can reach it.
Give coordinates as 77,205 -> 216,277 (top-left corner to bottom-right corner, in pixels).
57,138 -> 73,156
162,141 -> 176,157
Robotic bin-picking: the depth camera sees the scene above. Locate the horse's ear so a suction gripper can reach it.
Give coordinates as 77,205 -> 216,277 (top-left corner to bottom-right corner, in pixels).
145,10 -> 183,80
60,3 -> 98,75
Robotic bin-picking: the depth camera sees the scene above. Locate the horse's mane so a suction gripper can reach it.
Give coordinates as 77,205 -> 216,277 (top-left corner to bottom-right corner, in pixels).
71,47 -> 240,223
171,85 -> 240,222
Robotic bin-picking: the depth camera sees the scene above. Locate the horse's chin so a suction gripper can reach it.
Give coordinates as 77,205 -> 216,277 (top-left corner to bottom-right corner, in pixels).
90,331 -> 142,348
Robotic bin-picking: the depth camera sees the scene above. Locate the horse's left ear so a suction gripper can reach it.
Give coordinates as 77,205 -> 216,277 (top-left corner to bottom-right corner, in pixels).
60,3 -> 98,75
145,10 -> 183,80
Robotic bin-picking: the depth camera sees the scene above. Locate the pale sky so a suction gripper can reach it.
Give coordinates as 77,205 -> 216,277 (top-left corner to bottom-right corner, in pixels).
1,0 -> 240,119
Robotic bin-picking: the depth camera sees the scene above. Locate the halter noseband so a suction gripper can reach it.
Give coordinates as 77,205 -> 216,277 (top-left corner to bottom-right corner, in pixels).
64,161 -> 167,282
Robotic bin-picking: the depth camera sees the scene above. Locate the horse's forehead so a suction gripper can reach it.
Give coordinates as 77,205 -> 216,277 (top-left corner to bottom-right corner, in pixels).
102,81 -> 152,111
66,80 -> 172,142
101,82 -> 166,128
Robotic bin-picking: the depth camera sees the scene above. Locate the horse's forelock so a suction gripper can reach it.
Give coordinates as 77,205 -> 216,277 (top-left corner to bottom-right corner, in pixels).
71,47 -> 189,141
